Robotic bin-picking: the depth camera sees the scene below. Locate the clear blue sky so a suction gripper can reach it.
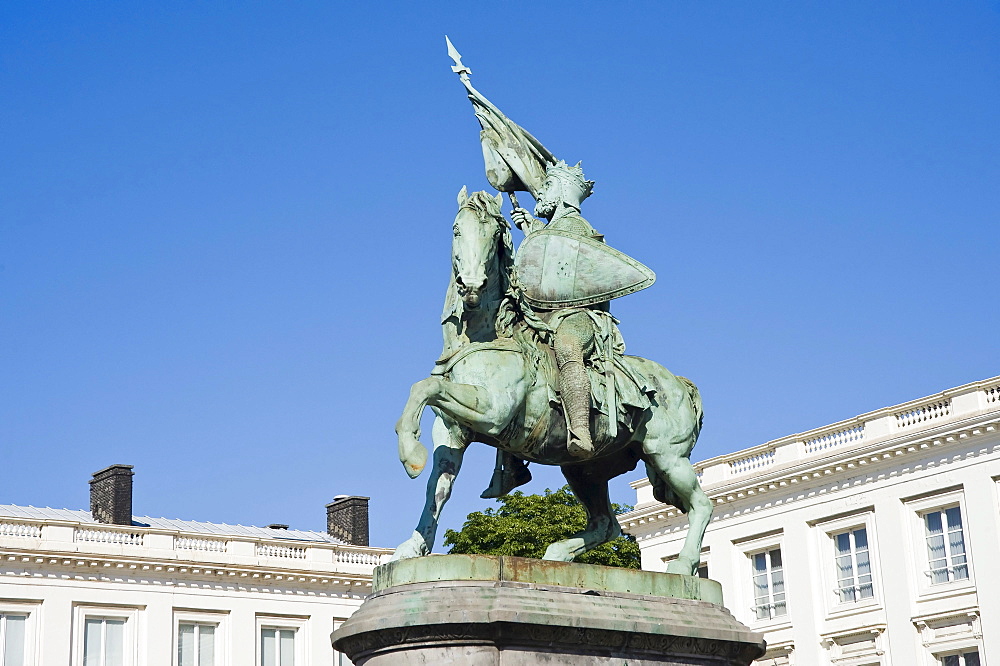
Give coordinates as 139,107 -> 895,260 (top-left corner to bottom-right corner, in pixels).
2,2 -> 997,550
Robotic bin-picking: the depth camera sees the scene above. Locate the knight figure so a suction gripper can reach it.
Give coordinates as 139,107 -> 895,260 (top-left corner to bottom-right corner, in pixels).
512,161 -> 614,458
445,38 -> 656,499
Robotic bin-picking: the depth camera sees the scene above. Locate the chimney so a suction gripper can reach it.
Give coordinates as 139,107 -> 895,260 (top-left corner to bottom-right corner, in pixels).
326,495 -> 369,546
89,464 -> 134,525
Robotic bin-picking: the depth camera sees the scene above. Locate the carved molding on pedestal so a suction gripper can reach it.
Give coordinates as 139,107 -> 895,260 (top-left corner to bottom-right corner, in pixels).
338,620 -> 764,664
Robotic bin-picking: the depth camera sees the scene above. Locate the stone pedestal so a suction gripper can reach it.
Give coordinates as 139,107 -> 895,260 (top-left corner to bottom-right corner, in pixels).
333,555 -> 764,665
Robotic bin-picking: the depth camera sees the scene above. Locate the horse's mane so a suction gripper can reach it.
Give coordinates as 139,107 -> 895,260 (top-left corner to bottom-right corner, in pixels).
444,189 -> 550,364
472,195 -> 550,353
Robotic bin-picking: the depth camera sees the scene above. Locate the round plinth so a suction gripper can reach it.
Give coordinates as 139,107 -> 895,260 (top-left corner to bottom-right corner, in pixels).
333,555 -> 765,665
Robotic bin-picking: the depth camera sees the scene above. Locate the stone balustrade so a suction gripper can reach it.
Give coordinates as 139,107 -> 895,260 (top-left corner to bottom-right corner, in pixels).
0,519 -> 392,573
255,542 -> 307,559
333,547 -> 389,566
632,376 -> 1000,502
803,423 -> 865,455
0,522 -> 42,539
175,535 -> 229,552
75,527 -> 145,546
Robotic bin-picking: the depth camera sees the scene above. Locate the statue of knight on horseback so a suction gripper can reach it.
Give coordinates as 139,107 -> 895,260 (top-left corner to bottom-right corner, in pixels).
390,39 -> 711,574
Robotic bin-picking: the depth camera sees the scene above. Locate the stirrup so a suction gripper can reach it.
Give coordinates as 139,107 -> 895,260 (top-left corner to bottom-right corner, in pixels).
566,428 -> 594,458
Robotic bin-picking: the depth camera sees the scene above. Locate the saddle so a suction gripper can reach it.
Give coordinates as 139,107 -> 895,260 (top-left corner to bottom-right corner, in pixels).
431,292 -> 657,459
537,343 -> 655,445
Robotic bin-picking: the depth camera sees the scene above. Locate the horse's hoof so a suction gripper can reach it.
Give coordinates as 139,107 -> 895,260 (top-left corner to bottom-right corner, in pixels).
399,436 -> 428,479
541,543 -> 576,562
665,557 -> 697,576
390,533 -> 429,562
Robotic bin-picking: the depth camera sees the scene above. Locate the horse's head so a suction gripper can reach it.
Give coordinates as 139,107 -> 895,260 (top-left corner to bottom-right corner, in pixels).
453,186 -> 510,310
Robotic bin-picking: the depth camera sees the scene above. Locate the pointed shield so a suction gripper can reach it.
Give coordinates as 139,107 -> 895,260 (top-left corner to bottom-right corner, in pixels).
514,229 -> 656,309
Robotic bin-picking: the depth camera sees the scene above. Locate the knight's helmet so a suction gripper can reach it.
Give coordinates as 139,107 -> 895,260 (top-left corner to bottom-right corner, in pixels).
545,161 -> 596,202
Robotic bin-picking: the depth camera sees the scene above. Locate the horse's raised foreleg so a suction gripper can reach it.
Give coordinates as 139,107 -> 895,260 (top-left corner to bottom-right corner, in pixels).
643,445 -> 712,576
543,463 -> 622,562
391,416 -> 468,561
396,375 -> 512,478
396,377 -> 437,478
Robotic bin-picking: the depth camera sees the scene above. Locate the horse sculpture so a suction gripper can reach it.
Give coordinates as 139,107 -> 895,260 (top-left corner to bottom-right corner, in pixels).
392,187 -> 712,575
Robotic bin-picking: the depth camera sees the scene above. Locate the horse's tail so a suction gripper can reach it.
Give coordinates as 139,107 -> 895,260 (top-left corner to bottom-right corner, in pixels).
677,375 -> 704,439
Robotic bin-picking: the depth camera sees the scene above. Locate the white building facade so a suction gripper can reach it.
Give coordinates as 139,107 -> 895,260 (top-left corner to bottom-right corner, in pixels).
0,480 -> 391,666
621,376 -> 1000,666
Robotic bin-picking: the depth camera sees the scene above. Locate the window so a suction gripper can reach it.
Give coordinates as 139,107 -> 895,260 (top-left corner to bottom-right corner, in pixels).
833,527 -> 873,603
256,616 -> 305,666
940,649 -> 980,666
814,511 -> 879,614
260,627 -> 295,666
751,548 -> 786,620
174,612 -> 225,666
178,623 -> 215,666
73,607 -> 136,666
905,489 -> 974,596
83,618 -> 126,666
924,506 -> 968,584
1,613 -> 27,666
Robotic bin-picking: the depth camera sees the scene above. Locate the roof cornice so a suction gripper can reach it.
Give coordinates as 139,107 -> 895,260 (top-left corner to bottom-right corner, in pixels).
621,411 -> 1000,533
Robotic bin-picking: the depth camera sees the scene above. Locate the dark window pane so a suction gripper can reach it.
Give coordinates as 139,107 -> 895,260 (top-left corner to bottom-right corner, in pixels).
926,512 -> 943,535
945,506 -> 963,529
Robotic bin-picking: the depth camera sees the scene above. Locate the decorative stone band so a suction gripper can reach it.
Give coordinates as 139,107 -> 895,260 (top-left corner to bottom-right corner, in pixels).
334,555 -> 765,665
335,618 -> 765,665
0,548 -> 375,595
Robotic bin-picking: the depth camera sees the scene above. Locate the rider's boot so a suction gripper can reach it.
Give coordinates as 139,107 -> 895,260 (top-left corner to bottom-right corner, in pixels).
481,451 -> 532,499
559,359 -> 594,458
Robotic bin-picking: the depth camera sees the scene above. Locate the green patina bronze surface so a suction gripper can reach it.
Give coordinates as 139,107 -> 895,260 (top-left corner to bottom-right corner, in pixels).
331,41 -> 764,666
374,554 -> 722,605
389,39 -> 713,579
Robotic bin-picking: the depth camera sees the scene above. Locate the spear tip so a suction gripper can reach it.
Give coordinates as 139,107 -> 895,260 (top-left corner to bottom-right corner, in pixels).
445,35 -> 471,77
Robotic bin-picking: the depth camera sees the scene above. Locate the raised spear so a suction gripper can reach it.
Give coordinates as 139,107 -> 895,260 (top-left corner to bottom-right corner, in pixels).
445,36 -> 558,214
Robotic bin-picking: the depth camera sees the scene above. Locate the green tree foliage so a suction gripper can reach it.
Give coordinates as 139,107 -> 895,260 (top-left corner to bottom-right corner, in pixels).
443,486 -> 640,569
